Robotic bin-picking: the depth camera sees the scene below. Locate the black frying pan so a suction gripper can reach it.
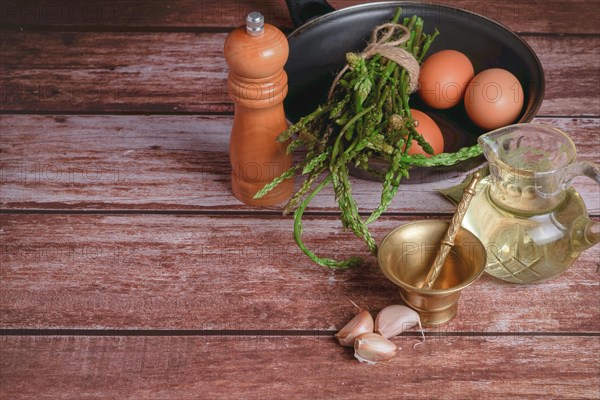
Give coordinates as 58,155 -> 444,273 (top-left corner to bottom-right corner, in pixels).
283,0 -> 545,181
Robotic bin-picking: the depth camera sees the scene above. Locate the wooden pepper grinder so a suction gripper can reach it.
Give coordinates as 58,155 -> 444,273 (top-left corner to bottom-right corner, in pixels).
224,12 -> 293,206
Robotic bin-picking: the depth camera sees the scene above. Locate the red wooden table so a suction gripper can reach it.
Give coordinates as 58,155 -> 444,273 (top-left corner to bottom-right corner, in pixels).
1,1 -> 599,398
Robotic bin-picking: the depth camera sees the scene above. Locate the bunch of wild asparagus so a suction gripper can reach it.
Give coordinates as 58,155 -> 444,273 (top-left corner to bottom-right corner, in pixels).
255,9 -> 482,268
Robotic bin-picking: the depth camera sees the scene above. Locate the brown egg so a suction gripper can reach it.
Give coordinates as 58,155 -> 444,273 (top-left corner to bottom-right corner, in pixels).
408,109 -> 444,157
418,50 -> 474,109
464,68 -> 524,130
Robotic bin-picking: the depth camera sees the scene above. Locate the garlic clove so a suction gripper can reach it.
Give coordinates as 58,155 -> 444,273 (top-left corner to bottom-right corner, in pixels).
353,332 -> 398,364
335,309 -> 374,347
375,305 -> 422,339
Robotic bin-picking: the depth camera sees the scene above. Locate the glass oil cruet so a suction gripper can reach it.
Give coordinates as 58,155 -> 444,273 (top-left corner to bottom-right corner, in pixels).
460,123 -> 599,284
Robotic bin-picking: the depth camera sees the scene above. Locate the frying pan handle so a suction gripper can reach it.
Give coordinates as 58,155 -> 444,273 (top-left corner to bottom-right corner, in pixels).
285,0 -> 335,27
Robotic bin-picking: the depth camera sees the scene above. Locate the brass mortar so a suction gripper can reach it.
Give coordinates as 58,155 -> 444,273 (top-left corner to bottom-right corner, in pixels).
378,220 -> 486,327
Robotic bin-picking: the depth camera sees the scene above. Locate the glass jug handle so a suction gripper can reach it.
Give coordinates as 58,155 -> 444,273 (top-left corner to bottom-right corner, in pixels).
564,161 -> 600,249
563,161 -> 600,187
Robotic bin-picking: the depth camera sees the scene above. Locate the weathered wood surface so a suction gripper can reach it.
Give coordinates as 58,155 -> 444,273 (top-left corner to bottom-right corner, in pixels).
1,214 -> 598,332
1,0 -> 599,398
1,335 -> 599,400
1,115 -> 598,213
1,0 -> 599,34
1,32 -> 599,116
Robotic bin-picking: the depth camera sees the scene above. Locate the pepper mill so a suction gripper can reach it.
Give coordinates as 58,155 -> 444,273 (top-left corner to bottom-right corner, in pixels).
224,12 -> 293,206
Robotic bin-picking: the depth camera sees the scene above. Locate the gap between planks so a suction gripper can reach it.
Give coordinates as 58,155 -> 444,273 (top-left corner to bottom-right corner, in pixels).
0,24 -> 598,38
0,209 -> 457,218
1,329 -> 598,337
1,0 -> 599,34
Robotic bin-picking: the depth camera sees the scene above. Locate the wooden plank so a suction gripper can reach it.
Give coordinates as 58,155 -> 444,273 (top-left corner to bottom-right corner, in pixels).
1,335 -> 599,399
0,31 -> 229,113
0,0 -> 598,34
1,214 -> 598,331
1,32 -> 598,115
1,115 -> 598,213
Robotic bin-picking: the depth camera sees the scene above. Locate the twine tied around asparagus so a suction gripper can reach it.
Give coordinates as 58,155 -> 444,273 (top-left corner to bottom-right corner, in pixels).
328,22 -> 420,100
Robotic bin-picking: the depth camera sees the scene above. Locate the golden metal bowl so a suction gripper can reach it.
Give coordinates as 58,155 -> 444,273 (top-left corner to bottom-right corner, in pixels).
378,220 -> 486,327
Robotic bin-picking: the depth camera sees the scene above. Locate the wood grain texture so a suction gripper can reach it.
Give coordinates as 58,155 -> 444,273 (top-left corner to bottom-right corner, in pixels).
1,335 -> 599,400
1,214 -> 598,331
1,0 -> 598,398
1,0 -> 599,34
1,32 -> 598,115
1,115 -> 598,213
0,31 -> 228,113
